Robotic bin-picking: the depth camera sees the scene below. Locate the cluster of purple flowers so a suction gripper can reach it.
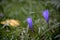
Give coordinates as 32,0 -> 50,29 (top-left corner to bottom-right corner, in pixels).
27,9 -> 49,31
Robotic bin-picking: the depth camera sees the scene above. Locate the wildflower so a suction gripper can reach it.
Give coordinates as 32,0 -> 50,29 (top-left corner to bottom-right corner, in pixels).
27,17 -> 34,31
42,9 -> 49,23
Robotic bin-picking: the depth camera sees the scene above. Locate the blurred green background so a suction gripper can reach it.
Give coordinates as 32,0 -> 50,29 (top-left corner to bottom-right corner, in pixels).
0,0 -> 60,40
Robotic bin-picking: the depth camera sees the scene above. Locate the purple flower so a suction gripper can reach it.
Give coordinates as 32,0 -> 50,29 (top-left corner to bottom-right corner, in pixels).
27,17 -> 33,31
42,9 -> 49,23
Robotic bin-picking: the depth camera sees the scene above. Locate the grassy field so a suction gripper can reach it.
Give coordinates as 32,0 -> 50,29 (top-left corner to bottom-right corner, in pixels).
0,0 -> 60,40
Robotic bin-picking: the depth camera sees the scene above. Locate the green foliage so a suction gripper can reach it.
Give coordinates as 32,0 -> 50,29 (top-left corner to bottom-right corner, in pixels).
0,0 -> 60,40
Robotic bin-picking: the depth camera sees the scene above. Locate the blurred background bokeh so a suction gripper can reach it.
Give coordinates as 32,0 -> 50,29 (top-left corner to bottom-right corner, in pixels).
0,0 -> 60,40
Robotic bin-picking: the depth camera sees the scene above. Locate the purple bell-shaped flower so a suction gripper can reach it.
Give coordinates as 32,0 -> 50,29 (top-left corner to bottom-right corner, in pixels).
27,17 -> 34,32
42,9 -> 49,23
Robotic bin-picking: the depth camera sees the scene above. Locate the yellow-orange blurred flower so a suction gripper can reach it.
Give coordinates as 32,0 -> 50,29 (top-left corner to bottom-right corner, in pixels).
0,19 -> 20,27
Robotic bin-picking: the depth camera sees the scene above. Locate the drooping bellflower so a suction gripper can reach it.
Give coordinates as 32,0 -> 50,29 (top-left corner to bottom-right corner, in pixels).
42,9 -> 49,23
27,17 -> 34,31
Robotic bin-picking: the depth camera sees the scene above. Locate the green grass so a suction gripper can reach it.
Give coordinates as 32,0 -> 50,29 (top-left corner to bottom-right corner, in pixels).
0,0 -> 60,40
